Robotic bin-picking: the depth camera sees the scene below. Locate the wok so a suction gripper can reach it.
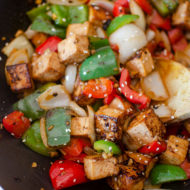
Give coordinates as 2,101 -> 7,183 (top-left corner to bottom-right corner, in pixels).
0,0 -> 190,189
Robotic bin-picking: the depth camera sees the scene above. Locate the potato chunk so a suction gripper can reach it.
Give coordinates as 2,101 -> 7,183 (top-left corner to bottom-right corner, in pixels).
58,34 -> 89,64
95,106 -> 126,142
6,63 -> 33,92
84,155 -> 119,180
126,48 -> 154,77
160,135 -> 189,165
31,50 -> 65,82
66,21 -> 96,37
124,109 -> 166,150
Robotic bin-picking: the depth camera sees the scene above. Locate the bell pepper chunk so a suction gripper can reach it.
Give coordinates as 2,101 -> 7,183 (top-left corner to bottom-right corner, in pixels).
113,3 -> 126,17
94,140 -> 121,155
107,14 -> 139,36
150,0 -> 169,17
79,47 -> 119,81
3,111 -> 30,138
89,37 -> 109,50
150,164 -> 187,185
181,159 -> 190,179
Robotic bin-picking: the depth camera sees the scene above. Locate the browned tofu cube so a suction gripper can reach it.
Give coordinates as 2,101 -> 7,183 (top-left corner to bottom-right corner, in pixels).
108,165 -> 145,190
124,109 -> 166,150
71,117 -> 95,143
31,50 -> 65,82
95,106 -> 126,142
89,5 -> 113,27
160,135 -> 189,165
84,155 -> 119,180
73,75 -> 95,106
58,34 -> 89,64
66,21 -> 96,38
6,63 -> 33,92
172,2 -> 190,29
126,48 -> 154,77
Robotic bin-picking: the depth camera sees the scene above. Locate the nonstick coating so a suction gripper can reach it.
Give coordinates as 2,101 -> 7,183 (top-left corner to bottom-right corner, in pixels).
0,0 -> 190,189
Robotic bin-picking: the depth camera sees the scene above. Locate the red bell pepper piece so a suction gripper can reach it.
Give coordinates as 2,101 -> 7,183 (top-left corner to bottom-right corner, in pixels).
181,159 -> 190,179
36,36 -> 62,55
138,141 -> 167,155
61,138 -> 91,157
49,160 -> 88,190
135,0 -> 153,15
83,78 -> 113,99
104,88 -> 117,105
168,28 -> 184,44
64,153 -> 87,164
172,36 -> 188,52
115,0 -> 129,8
113,3 -> 126,17
3,111 -> 30,138
119,69 -> 150,110
150,10 -> 171,30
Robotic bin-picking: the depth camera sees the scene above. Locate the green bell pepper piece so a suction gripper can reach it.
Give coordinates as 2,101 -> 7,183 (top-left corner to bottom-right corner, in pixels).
150,164 -> 187,185
94,140 -> 121,155
92,99 -> 103,112
13,83 -> 56,121
45,108 -> 71,147
89,37 -> 109,50
163,0 -> 178,12
22,121 -> 53,157
151,0 -> 170,17
27,4 -> 50,21
79,47 -> 119,81
31,14 -> 66,38
106,14 -> 139,36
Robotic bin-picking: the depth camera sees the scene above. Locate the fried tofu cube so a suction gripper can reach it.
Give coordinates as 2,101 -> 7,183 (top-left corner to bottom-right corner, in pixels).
108,165 -> 145,190
89,5 -> 113,26
66,21 -> 96,37
172,2 -> 190,29
160,135 -> 189,165
73,75 -> 95,106
124,109 -> 166,150
58,34 -> 89,64
31,50 -> 65,82
84,155 -> 119,180
95,106 -> 126,142
126,48 -> 154,77
6,63 -> 33,92
71,117 -> 95,143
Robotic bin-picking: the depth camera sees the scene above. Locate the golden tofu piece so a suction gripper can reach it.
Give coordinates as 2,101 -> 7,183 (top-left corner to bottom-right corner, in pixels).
6,63 -> 33,92
125,109 -> 166,150
160,135 -> 189,165
95,106 -> 126,142
58,34 -> 89,64
126,48 -> 154,77
66,21 -> 96,37
31,50 -> 65,82
84,155 -> 119,180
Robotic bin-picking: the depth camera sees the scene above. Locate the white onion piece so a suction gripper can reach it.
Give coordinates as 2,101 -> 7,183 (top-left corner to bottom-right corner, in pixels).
109,24 -> 147,63
130,0 -> 146,31
96,27 -> 107,38
64,65 -> 77,94
25,25 -> 37,39
153,104 -> 172,119
87,105 -> 96,143
40,117 -> 49,148
2,34 -> 34,58
160,31 -> 171,52
37,85 -> 71,110
46,0 -> 88,5
69,101 -> 87,117
89,0 -> 114,13
141,71 -> 169,101
146,29 -> 155,42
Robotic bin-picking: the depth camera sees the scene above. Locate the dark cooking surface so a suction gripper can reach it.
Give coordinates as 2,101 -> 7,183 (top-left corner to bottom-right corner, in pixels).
0,0 -> 190,190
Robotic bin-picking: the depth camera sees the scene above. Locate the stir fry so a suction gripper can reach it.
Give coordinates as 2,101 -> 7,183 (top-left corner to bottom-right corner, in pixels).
2,0 -> 190,189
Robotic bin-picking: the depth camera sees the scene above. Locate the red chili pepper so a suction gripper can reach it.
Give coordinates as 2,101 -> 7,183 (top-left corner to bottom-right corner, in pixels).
135,0 -> 153,15
119,69 -> 150,110
83,78 -> 113,99
181,159 -> 190,179
138,141 -> 167,155
64,153 -> 87,164
3,111 -> 30,138
36,36 -> 62,55
150,10 -> 171,30
61,138 -> 91,157
172,36 -> 188,52
49,160 -> 88,190
168,28 -> 184,44
113,3 -> 126,17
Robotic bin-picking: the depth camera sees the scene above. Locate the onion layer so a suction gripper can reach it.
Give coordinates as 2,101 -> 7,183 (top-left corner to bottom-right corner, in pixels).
89,0 -> 114,13
109,24 -> 147,63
